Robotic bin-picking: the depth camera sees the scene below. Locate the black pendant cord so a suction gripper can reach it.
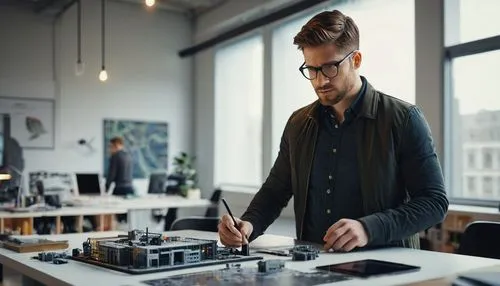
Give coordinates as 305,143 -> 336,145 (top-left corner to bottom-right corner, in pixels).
77,0 -> 82,64
101,0 -> 105,70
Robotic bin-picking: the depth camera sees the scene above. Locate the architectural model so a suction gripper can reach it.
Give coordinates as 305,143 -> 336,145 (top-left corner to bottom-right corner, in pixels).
71,228 -> 262,274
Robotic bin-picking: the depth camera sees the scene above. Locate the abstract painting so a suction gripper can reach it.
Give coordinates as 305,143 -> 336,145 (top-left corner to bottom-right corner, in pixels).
0,97 -> 55,149
103,119 -> 168,179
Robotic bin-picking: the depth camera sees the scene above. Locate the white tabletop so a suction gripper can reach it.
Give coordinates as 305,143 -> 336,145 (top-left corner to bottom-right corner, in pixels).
448,204 -> 500,215
115,195 -> 212,210
0,230 -> 499,286
66,195 -> 211,210
0,195 -> 211,219
0,206 -> 127,218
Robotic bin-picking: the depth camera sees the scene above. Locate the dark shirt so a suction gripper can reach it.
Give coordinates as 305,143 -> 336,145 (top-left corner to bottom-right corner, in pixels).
303,77 -> 367,244
105,149 -> 133,191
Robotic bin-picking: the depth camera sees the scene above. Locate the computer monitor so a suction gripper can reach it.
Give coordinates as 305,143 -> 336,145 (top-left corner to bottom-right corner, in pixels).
147,172 -> 167,194
75,173 -> 103,196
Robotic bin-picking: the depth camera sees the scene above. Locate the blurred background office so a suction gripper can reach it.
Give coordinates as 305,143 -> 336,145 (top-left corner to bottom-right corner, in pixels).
0,0 -> 499,254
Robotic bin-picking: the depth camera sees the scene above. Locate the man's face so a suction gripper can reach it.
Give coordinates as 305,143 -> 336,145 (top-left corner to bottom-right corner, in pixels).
302,44 -> 360,106
109,143 -> 118,155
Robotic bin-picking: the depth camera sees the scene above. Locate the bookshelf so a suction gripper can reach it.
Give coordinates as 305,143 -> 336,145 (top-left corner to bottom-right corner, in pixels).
421,204 -> 500,253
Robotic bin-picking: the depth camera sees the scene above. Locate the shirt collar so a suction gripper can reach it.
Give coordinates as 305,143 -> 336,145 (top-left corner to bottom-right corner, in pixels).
319,76 -> 367,119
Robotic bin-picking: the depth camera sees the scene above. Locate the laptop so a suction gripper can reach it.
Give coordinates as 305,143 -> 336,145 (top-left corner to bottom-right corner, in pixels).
75,173 -> 104,197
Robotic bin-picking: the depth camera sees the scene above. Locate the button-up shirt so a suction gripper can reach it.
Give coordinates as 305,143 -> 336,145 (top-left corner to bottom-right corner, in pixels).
303,76 -> 367,244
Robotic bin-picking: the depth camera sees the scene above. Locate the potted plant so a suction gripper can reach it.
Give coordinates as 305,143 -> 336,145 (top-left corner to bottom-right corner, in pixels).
172,152 -> 199,198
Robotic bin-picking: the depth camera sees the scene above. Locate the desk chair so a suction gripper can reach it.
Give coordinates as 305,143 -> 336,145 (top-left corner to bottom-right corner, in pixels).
457,221 -> 500,259
163,189 -> 223,231
205,189 -> 222,217
170,216 -> 219,232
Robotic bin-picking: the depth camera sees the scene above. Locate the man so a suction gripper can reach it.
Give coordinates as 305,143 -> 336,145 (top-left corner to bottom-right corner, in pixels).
218,10 -> 448,252
106,136 -> 134,196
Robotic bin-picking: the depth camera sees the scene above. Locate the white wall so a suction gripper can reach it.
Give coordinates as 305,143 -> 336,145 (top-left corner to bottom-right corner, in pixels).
0,0 -> 193,194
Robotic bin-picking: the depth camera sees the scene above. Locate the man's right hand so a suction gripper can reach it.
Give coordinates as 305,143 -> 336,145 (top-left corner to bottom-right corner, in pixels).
218,214 -> 253,248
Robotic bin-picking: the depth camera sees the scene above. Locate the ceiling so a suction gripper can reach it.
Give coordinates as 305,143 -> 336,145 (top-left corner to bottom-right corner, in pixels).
0,0 -> 77,18
0,0 -> 227,18
111,0 -> 228,16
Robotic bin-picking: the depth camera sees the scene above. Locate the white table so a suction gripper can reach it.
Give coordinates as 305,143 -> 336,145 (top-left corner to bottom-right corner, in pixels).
0,196 -> 213,234
108,196 -> 212,230
0,230 -> 499,286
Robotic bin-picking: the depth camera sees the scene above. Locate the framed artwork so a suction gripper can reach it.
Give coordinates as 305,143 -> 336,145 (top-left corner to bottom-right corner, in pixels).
103,119 -> 168,179
0,97 -> 55,149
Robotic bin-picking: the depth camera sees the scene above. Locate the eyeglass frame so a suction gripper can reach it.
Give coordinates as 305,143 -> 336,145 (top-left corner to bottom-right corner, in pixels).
298,50 -> 357,80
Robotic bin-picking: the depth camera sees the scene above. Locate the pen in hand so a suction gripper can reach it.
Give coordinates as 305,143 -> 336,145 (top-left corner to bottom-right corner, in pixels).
221,198 -> 248,243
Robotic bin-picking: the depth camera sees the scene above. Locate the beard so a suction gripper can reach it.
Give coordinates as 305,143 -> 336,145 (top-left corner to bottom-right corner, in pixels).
316,86 -> 348,106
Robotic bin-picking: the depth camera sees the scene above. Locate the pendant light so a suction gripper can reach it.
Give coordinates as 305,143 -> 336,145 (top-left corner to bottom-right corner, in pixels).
99,0 -> 108,82
145,0 -> 155,7
75,0 -> 84,76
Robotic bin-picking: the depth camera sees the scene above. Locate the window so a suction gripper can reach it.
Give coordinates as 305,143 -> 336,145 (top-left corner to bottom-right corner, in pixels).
271,0 -> 415,162
214,35 -> 264,187
498,153 -> 500,170
271,16 -> 317,159
466,150 -> 475,169
445,0 -> 500,46
483,148 -> 493,169
466,177 -> 476,194
498,177 -> 500,196
445,0 -> 500,202
447,50 -> 500,200
483,176 -> 493,197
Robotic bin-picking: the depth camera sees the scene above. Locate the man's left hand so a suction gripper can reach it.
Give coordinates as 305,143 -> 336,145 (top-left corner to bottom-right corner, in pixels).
323,219 -> 368,252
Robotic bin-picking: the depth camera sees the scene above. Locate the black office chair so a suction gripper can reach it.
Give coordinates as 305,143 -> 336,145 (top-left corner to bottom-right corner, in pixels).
170,216 -> 220,232
457,221 -> 500,259
163,188 -> 222,231
205,189 -> 222,217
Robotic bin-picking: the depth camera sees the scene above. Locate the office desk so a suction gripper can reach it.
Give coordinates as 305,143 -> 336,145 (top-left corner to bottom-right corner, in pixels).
0,230 -> 499,286
82,195 -> 212,229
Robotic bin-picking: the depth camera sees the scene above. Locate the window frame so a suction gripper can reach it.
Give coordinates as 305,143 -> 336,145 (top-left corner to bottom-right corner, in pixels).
444,6 -> 500,206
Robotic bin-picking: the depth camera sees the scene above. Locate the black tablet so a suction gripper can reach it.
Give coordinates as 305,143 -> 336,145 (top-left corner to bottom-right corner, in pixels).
316,259 -> 420,278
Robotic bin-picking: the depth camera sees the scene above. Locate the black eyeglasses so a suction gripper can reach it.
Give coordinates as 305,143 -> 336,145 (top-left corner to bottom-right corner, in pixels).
299,50 -> 356,80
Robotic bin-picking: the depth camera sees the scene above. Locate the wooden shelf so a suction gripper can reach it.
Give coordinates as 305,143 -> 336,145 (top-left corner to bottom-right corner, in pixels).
422,204 -> 500,253
0,214 -> 118,235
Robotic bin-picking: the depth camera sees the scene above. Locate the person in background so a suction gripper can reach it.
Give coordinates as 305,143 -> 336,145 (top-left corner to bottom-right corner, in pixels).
218,9 -> 448,252
106,136 -> 134,196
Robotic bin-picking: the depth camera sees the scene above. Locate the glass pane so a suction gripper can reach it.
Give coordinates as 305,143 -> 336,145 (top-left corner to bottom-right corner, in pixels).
271,0 -> 415,163
271,16 -> 317,160
214,36 -> 263,187
449,49 -> 500,200
445,0 -> 500,45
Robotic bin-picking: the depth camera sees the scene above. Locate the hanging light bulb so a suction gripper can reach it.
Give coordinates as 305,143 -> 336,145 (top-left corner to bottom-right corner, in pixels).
145,0 -> 155,7
99,68 -> 108,82
99,0 -> 108,82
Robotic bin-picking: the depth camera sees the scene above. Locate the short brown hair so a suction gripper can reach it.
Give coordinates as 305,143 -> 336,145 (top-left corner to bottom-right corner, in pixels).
110,136 -> 124,146
293,10 -> 359,53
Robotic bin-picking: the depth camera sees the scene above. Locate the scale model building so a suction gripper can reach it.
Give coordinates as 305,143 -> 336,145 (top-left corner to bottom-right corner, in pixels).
72,228 -> 259,274
76,229 -> 217,269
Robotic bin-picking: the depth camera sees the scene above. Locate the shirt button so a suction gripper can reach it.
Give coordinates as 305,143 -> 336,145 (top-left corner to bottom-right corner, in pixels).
334,124 -> 338,128
326,189 -> 331,194
328,175 -> 332,180
326,209 -> 331,214
332,148 -> 337,153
